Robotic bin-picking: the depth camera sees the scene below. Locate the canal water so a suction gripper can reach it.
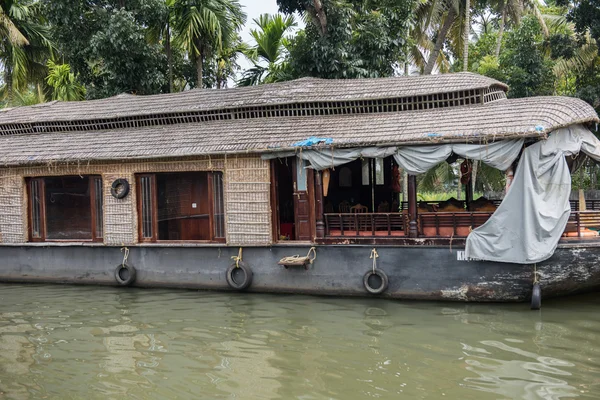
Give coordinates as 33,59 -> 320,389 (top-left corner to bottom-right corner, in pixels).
0,284 -> 598,399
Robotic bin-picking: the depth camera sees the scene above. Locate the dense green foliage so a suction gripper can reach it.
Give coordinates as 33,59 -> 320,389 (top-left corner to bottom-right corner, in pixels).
0,0 -> 598,115
284,0 -> 415,78
44,0 -> 173,98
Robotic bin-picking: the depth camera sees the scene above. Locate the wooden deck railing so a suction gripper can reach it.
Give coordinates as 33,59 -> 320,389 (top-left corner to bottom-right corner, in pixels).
324,213 -> 405,237
395,200 -> 600,212
324,210 -> 600,239
565,211 -> 600,237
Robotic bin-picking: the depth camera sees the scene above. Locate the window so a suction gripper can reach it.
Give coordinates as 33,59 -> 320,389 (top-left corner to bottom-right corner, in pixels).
137,171 -> 225,242
27,176 -> 103,242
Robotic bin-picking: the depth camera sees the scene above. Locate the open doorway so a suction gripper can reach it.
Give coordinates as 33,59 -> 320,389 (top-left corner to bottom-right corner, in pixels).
324,157 -> 400,213
271,157 -> 313,242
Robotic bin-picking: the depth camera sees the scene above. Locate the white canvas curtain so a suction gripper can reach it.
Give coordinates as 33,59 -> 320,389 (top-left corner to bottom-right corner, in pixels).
262,140 -> 524,174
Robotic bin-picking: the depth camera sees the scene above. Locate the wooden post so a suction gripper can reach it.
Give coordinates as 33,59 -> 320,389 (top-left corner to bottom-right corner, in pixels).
465,160 -> 473,208
315,170 -> 325,238
408,174 -> 418,237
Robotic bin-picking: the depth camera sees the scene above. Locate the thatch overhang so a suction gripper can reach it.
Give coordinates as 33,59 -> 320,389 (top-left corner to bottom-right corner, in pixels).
0,95 -> 596,167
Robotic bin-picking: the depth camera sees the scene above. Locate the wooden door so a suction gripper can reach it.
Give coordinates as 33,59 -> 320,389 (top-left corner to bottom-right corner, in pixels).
179,173 -> 210,241
293,158 -> 311,241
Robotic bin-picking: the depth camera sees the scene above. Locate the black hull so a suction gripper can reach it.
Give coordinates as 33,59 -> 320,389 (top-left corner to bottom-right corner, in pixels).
1,243 -> 599,302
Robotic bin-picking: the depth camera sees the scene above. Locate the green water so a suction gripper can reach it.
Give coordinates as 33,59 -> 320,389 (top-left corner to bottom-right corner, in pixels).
0,284 -> 598,399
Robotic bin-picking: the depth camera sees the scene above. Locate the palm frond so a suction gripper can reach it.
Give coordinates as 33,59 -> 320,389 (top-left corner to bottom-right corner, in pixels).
553,41 -> 599,78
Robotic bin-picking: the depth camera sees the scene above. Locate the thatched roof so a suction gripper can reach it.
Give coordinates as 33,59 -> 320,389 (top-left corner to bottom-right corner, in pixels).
0,95 -> 596,167
0,73 -> 506,129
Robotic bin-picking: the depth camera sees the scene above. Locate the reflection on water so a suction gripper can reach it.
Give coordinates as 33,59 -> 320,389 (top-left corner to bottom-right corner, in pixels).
0,285 -> 598,399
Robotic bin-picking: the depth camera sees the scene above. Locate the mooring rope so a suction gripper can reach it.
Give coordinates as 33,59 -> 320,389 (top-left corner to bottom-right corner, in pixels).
279,247 -> 317,265
231,247 -> 243,268
370,248 -> 379,273
121,246 -> 129,267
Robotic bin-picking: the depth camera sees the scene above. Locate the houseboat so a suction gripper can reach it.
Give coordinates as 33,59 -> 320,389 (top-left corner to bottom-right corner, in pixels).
0,72 -> 599,306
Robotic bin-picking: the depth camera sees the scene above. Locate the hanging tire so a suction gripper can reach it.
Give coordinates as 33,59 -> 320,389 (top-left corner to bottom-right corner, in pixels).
363,268 -> 389,295
531,282 -> 541,310
111,178 -> 130,199
115,264 -> 136,286
226,261 -> 253,290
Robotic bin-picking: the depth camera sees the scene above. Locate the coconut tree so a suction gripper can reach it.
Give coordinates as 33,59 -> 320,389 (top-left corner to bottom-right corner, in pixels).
418,0 -> 474,75
171,0 -> 246,88
0,0 -> 53,102
238,13 -> 296,86
148,0 -> 176,93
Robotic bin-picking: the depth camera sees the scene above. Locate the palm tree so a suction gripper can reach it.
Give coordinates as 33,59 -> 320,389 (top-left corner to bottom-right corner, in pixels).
463,0 -> 470,72
148,0 -> 175,93
238,13 -> 296,86
418,0 -> 473,75
172,0 -> 246,88
493,0 -> 523,57
0,0 -> 53,102
46,60 -> 85,101
214,36 -> 249,88
421,0 -> 459,75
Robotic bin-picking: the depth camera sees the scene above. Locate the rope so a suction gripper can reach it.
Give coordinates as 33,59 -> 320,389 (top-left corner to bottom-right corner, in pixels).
533,263 -> 538,284
279,247 -> 317,265
370,248 -> 379,273
231,247 -> 243,268
121,246 -> 129,267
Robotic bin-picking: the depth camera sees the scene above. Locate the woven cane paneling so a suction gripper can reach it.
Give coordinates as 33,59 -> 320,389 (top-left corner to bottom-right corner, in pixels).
0,157 -> 228,245
0,173 -> 26,243
225,156 -> 272,246
103,172 -> 136,245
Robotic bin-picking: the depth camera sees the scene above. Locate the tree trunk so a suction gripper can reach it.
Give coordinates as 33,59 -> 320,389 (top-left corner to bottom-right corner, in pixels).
166,22 -> 173,93
463,0 -> 470,72
424,7 -> 456,75
532,3 -> 549,38
495,1 -> 506,58
306,0 -> 328,36
196,45 -> 204,88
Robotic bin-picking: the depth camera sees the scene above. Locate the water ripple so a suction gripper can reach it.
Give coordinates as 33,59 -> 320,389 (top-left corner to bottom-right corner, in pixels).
0,285 -> 599,399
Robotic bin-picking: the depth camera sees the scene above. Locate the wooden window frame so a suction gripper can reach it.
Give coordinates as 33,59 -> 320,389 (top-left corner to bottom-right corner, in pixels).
27,176 -> 103,243
136,171 -> 226,243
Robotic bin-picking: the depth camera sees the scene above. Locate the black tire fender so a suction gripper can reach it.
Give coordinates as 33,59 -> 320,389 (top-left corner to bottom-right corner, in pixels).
363,268 -> 389,295
226,261 -> 253,290
111,178 -> 130,199
531,282 -> 541,310
115,263 -> 136,286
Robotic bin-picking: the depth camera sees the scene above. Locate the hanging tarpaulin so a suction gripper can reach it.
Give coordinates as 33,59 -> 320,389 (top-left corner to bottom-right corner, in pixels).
466,125 -> 600,264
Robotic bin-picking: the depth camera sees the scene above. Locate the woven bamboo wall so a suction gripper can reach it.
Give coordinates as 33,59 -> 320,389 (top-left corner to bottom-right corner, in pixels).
0,172 -> 26,243
0,155 -> 272,246
102,172 -> 136,245
225,156 -> 272,246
